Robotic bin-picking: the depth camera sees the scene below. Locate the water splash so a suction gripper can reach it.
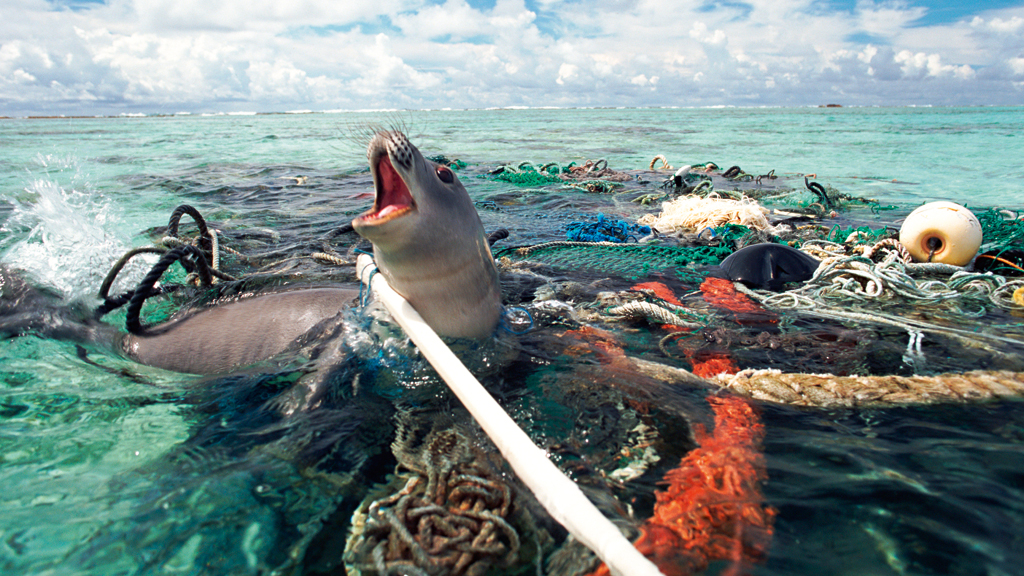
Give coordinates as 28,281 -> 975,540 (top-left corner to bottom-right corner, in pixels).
1,155 -> 141,302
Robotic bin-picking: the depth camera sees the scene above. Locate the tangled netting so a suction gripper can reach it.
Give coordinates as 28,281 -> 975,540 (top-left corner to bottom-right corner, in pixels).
345,425 -> 532,576
977,208 -> 1024,247
639,194 -> 774,233
496,225 -> 757,286
498,242 -> 721,285
425,155 -> 468,170
586,395 -> 775,576
488,159 -> 634,189
770,241 -> 1024,309
974,208 -> 1024,275
730,237 -> 1024,357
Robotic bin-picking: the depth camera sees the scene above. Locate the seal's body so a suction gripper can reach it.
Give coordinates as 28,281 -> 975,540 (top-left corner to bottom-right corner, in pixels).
122,287 -> 359,374
114,131 -> 501,374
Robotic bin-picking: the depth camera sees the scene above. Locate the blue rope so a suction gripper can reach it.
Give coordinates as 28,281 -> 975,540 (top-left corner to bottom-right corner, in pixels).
359,262 -> 378,307
565,213 -> 651,243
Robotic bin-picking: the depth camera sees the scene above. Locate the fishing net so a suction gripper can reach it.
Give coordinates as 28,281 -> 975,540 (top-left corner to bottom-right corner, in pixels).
817,223 -> 893,246
497,241 -> 728,285
73,151 -> 1024,576
585,395 -> 775,576
974,208 -> 1024,275
487,162 -> 568,186
425,155 -> 468,170
344,421 -> 551,576
978,208 -> 1024,248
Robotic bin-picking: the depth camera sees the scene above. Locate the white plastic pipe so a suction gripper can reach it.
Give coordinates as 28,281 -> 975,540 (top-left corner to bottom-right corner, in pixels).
357,254 -> 664,576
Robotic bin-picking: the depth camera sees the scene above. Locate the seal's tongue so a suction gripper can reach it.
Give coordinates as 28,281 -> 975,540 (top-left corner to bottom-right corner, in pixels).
369,154 -> 413,221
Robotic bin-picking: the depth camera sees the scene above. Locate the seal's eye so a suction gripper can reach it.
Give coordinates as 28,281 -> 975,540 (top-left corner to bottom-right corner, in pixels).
436,166 -> 454,184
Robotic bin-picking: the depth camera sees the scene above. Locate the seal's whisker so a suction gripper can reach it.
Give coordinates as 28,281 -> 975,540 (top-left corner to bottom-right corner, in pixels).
340,121 -> 380,153
340,114 -> 416,157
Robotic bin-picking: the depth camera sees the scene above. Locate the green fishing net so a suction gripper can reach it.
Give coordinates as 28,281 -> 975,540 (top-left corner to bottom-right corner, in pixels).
496,226 -> 754,283
977,209 -> 1024,251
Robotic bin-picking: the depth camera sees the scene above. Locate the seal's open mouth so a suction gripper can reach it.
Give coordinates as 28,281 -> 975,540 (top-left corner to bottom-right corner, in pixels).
360,153 -> 415,225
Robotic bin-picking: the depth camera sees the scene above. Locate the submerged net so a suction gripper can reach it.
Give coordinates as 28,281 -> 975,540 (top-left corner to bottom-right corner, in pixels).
498,241 -> 727,284
492,169 -> 1024,410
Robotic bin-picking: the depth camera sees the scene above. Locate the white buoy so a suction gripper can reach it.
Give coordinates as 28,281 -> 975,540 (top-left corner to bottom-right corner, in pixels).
898,201 -> 982,266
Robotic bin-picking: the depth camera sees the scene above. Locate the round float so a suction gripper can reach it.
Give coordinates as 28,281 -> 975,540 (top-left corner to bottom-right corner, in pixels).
898,201 -> 982,266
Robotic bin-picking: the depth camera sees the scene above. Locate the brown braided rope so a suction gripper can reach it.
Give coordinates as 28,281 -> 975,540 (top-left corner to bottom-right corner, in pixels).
713,369 -> 1024,408
629,358 -> 1024,408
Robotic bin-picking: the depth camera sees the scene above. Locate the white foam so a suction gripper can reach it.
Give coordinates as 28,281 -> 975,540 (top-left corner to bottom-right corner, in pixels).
1,156 -> 146,302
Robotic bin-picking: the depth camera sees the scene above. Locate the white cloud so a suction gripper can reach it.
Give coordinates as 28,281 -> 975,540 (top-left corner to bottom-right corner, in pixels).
895,50 -> 976,80
972,15 -> 1024,34
630,74 -> 654,86
1007,57 -> 1024,76
856,0 -> 928,37
392,0 -> 488,41
556,63 -> 578,85
1,0 -> 1022,115
689,22 -> 727,46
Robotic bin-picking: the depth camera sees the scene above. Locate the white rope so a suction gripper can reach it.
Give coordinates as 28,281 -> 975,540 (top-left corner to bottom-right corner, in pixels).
356,254 -> 663,576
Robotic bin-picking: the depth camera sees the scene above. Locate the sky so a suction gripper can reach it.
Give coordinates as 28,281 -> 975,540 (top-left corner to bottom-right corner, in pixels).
1,0 -> 1022,116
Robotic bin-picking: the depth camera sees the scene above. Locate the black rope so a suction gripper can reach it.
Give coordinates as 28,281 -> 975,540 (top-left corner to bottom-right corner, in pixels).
320,223 -> 355,255
98,246 -> 169,300
167,205 -> 210,241
95,247 -> 172,319
805,177 -> 834,210
722,165 -> 743,178
94,291 -> 137,319
125,245 -> 214,334
167,205 -> 214,268
487,228 -> 509,247
926,236 -> 943,262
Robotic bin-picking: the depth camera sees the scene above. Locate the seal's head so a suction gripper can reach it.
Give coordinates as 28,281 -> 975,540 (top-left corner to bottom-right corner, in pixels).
352,131 -> 501,339
354,131 -> 467,244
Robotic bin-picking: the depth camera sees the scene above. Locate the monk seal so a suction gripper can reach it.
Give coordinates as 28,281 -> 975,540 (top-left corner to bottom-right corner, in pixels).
0,130 -> 504,374
124,131 -> 501,372
121,130 -> 502,373
351,130 -> 502,340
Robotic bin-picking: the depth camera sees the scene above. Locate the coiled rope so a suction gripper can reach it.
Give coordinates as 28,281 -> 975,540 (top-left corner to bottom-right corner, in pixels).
757,248 -> 1024,316
125,245 -> 214,334
96,205 -> 237,324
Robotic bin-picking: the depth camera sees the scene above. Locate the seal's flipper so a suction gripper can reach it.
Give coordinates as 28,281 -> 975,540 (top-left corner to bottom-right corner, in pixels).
717,243 -> 820,291
0,265 -> 116,344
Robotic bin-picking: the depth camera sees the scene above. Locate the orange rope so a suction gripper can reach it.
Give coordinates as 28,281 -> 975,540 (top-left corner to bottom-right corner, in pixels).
975,253 -> 1024,272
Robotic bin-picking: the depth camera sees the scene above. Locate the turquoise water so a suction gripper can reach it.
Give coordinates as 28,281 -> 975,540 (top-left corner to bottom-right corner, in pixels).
1,107 -> 1024,575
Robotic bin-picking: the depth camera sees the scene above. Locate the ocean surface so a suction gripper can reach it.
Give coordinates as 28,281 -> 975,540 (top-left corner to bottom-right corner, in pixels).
1,106 -> 1024,575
